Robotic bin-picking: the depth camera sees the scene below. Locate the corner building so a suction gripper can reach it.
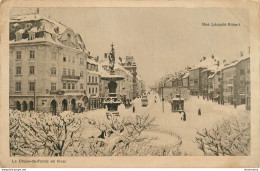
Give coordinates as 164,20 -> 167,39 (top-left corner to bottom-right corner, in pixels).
9,14 -> 90,113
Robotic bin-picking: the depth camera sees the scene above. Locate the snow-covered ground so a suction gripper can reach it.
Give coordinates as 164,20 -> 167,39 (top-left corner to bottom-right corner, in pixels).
78,92 -> 249,155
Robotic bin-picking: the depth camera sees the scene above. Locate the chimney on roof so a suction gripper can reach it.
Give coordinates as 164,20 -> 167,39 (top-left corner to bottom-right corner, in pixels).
217,60 -> 219,66
200,59 -> 202,62
203,56 -> 206,60
211,54 -> 214,59
240,51 -> 244,57
223,59 -> 226,63
36,8 -> 39,14
96,56 -> 99,62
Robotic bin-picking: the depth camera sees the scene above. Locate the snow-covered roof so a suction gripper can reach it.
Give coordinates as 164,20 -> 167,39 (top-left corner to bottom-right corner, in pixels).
29,27 -> 38,32
222,56 -> 249,70
136,75 -> 142,81
114,63 -> 133,77
87,70 -> 99,75
87,58 -> 98,65
16,29 -> 25,34
202,64 -> 218,73
98,64 -> 110,77
10,14 -> 86,52
182,73 -> 189,79
165,77 -> 173,83
208,73 -> 216,79
10,14 -> 67,33
191,56 -> 219,71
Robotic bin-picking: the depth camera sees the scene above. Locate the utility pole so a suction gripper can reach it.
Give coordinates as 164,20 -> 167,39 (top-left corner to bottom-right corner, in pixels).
34,79 -> 36,112
161,83 -> 164,113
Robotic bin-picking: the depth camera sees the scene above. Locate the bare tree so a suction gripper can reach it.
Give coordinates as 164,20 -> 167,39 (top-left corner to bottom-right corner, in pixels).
194,114 -> 250,156
82,114 -> 184,156
10,110 -> 81,156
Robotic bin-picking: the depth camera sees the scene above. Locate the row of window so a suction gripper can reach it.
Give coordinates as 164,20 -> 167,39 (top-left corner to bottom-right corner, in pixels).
15,82 -> 83,92
87,62 -> 98,71
15,82 -> 35,92
16,66 -> 35,75
51,67 -> 84,77
63,56 -> 76,63
89,87 -> 98,94
62,82 -> 77,90
63,68 -> 76,76
16,51 -> 85,66
15,81 -> 99,94
89,76 -> 98,83
16,50 -> 35,59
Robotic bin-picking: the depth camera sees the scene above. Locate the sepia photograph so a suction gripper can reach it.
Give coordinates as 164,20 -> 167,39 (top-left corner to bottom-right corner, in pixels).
0,0 -> 259,168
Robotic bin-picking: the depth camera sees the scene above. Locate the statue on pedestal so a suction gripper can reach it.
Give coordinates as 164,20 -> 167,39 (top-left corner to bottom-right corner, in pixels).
109,43 -> 115,71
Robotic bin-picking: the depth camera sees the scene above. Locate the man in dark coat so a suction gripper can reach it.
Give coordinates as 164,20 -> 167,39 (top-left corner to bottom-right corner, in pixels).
183,112 -> 186,121
198,108 -> 201,116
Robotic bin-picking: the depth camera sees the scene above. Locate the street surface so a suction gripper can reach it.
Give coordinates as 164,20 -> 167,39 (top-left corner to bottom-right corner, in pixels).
79,93 -> 249,155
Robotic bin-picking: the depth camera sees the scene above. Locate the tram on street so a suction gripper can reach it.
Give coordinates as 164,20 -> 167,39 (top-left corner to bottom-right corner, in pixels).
171,94 -> 184,113
141,95 -> 148,107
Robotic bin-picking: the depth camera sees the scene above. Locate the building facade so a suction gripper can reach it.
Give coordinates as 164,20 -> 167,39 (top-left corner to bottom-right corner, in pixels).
222,57 -> 249,106
182,73 -> 189,88
189,68 -> 203,95
121,56 -> 138,99
9,14 -> 91,113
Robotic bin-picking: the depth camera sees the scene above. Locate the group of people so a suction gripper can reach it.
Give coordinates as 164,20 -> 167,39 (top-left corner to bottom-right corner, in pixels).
180,108 -> 202,122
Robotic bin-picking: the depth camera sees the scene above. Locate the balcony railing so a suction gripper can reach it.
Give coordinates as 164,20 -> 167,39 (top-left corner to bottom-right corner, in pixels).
227,84 -> 233,87
50,89 -> 85,95
62,75 -> 80,81
87,82 -> 98,85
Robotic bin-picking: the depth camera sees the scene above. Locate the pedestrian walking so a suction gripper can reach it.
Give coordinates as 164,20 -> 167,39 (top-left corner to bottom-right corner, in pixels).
132,104 -> 135,113
183,112 -> 186,121
198,108 -> 201,116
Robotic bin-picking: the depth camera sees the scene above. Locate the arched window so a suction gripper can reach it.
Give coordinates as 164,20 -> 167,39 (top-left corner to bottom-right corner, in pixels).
67,33 -> 71,40
51,67 -> 56,75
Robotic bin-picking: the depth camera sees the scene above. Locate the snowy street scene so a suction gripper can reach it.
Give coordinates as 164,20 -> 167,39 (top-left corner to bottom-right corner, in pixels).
9,7 -> 250,156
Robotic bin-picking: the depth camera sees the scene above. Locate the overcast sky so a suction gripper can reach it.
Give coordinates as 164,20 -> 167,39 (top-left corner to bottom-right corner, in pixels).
10,7 -> 249,87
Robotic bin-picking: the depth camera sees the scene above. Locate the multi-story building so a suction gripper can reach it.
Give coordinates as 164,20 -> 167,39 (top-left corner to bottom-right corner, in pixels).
208,70 -> 221,101
140,80 -> 146,94
189,67 -> 203,95
222,56 -> 250,106
115,63 -> 134,103
182,73 -> 189,88
9,13 -> 90,113
136,76 -> 143,96
245,57 -> 250,110
86,58 -> 101,110
121,56 -> 138,99
189,56 -> 218,96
